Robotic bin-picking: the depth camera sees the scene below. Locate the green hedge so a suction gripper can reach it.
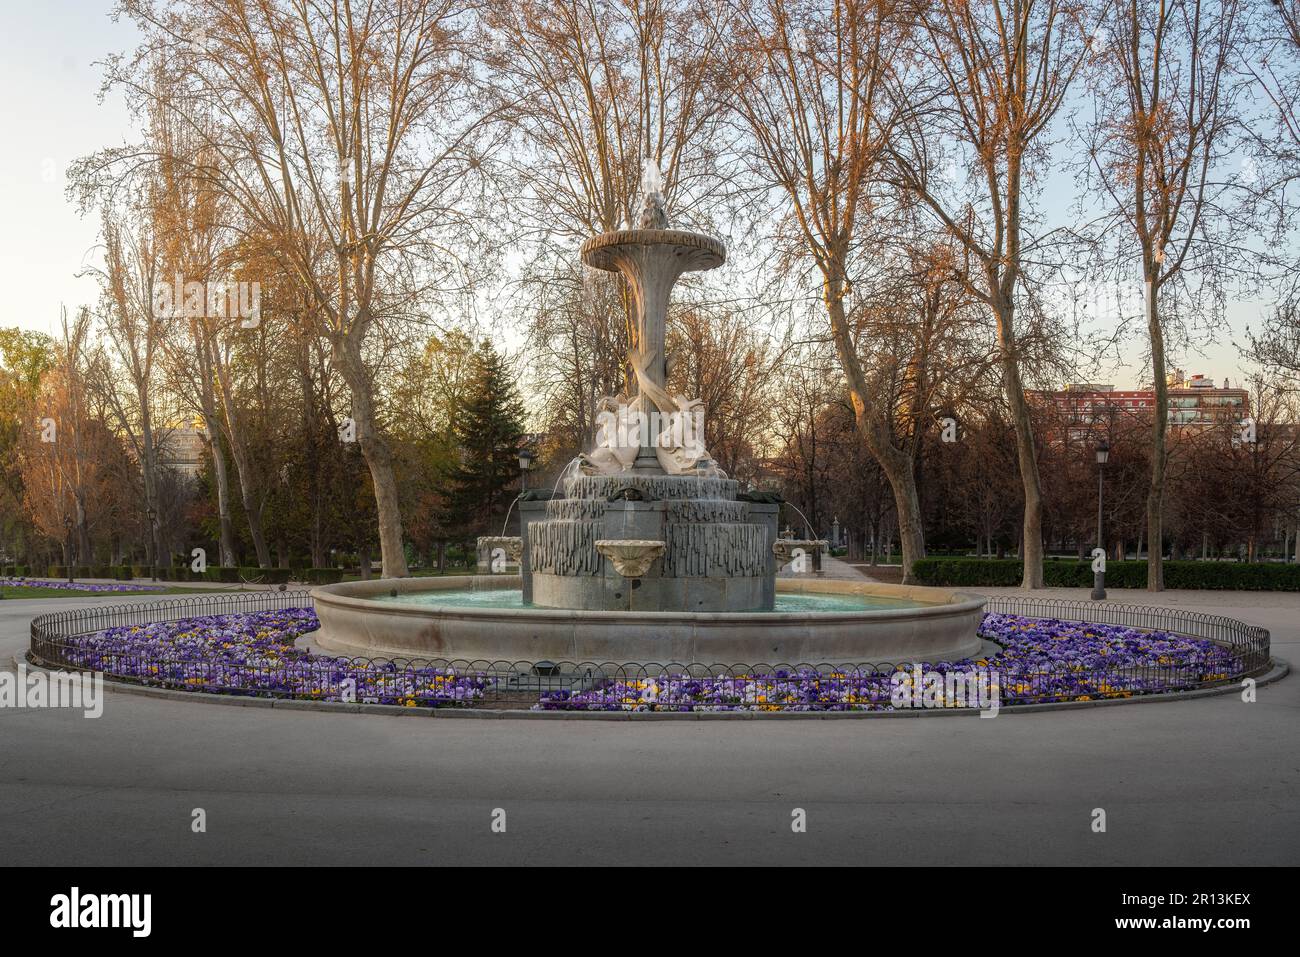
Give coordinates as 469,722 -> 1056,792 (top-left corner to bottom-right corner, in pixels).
201,566 -> 239,583
306,568 -> 344,585
912,558 -> 1300,591
236,566 -> 292,584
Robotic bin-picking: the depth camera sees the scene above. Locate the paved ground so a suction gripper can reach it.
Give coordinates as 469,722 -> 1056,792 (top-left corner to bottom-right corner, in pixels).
779,555 -> 865,579
851,562 -> 903,583
0,586 -> 1296,866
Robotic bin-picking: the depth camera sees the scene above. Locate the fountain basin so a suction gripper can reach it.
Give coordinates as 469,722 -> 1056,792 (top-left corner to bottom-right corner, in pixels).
580,228 -> 725,272
308,575 -> 986,665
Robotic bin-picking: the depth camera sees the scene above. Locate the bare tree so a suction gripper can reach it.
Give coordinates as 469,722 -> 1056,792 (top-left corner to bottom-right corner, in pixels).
886,0 -> 1088,588
484,0 -> 732,242
146,95 -> 246,567
724,0 -> 936,582
1083,0 -> 1248,590
667,303 -> 776,481
94,207 -> 169,572
20,310 -> 103,566
524,269 -> 630,460
1243,0 -> 1300,384
95,0 -> 495,576
768,342 -> 844,536
485,0 -> 736,430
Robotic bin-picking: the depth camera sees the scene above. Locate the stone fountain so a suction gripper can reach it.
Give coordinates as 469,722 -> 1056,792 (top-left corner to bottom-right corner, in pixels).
522,159 -> 776,613
308,160 -> 986,666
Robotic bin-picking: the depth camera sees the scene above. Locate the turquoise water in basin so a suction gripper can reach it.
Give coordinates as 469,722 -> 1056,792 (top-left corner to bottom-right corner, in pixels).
373,588 -> 925,612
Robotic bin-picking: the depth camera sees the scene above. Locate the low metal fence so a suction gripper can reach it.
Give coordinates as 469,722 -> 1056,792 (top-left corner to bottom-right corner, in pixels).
28,591 -> 1271,712
29,589 -> 307,651
982,595 -> 1271,674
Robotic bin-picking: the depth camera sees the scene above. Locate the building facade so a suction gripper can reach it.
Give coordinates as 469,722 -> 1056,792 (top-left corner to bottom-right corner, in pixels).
1040,372 -> 1250,442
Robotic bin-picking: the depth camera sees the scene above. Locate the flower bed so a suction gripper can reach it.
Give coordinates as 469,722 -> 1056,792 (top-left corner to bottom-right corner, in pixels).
47,608 -> 1248,712
537,614 -> 1243,711
3,577 -> 164,594
54,609 -> 490,706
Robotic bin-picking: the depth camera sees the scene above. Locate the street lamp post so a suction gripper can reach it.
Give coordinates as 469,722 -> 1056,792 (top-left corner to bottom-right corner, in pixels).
63,515 -> 73,583
518,448 -> 535,494
1091,440 -> 1110,601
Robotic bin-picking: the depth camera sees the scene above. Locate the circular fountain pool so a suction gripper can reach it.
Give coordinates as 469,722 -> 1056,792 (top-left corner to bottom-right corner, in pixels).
307,174 -> 989,668
308,575 -> 986,665
374,588 -> 926,613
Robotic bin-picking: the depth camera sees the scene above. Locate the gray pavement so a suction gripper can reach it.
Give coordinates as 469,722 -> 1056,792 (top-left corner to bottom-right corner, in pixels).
778,555 -> 866,579
0,587 -> 1296,866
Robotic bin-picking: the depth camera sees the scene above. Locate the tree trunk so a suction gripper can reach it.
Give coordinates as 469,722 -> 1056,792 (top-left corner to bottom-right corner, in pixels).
877,450 -> 926,583
211,351 -> 271,568
203,422 -> 238,567
76,495 -> 91,567
823,277 -> 926,583
991,299 -> 1045,588
335,334 -> 409,577
1146,279 -> 1168,591
195,334 -> 238,567
228,441 -> 272,568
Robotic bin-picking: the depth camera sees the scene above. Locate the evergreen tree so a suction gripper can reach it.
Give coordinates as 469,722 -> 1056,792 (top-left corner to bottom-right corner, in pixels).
442,341 -> 527,535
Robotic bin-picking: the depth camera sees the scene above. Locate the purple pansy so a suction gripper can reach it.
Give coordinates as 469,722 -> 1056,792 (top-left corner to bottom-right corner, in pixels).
57,608 -> 489,706
54,609 -> 1247,712
4,578 -> 164,594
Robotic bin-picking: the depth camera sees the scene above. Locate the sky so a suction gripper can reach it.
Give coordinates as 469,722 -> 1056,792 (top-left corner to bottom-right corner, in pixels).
0,0 -> 1268,391
0,0 -> 139,338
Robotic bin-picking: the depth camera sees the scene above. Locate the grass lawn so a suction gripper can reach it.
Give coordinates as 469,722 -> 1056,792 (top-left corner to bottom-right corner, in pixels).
0,585 -> 212,600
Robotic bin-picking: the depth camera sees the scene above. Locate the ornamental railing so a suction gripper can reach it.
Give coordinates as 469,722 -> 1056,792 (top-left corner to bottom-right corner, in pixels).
28,591 -> 1272,712
28,589 -> 308,652
982,595 -> 1271,673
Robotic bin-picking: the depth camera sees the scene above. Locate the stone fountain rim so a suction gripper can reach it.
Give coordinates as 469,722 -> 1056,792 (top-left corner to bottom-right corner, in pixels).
580,228 -> 726,269
310,575 -> 986,624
